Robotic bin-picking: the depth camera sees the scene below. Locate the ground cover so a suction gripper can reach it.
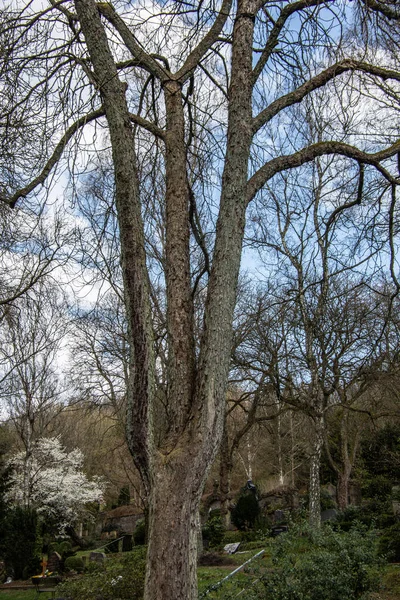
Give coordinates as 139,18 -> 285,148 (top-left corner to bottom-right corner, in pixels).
1,531 -> 399,600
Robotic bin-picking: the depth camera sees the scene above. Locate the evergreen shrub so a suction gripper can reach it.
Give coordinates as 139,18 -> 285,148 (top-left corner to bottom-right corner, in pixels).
231,491 -> 260,531
378,522 -> 400,562
260,522 -> 382,600
202,515 -> 225,547
64,556 -> 85,573
222,530 -> 243,544
3,507 -> 42,579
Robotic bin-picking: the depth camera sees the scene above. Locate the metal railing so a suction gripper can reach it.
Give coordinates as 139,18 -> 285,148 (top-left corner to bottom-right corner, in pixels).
199,549 -> 265,598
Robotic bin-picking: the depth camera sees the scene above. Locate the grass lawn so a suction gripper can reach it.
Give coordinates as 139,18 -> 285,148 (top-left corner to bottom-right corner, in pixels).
0,592 -> 37,600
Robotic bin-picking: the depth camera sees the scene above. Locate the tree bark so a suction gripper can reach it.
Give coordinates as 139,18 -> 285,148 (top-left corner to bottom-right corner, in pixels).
336,471 -> 351,511
74,0 -> 155,496
219,427 -> 233,529
163,80 -> 195,439
144,453 -> 200,600
309,417 -> 324,528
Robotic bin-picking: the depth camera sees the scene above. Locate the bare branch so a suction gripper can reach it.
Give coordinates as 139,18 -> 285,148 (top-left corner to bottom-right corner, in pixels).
2,109 -> 104,208
360,0 -> 400,21
253,60 -> 400,134
97,3 -> 170,82
253,0 -> 330,84
129,112 -> 165,140
175,0 -> 233,83
247,139 -> 400,203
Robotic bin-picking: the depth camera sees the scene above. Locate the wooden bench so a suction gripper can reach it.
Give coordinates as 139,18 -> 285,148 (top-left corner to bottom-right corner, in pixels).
32,576 -> 61,599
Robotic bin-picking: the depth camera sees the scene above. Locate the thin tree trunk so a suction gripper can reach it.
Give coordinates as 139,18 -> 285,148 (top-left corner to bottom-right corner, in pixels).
22,431 -> 32,508
336,471 -> 350,510
65,525 -> 90,549
290,411 -> 296,487
309,417 -> 324,528
219,427 -> 233,529
277,412 -> 284,485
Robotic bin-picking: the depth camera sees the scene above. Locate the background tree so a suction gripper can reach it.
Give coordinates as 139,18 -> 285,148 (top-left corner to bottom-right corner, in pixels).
0,283 -> 68,507
7,437 -> 105,542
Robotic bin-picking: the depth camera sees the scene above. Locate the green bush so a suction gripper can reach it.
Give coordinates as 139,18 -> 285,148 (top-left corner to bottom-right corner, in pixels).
58,548 -> 146,600
240,529 -> 261,542
51,540 -> 75,563
222,530 -> 243,544
232,491 -> 260,531
260,522 -> 382,600
378,522 -> 400,562
363,476 -> 393,501
64,556 -> 85,573
2,507 -> 42,579
84,560 -> 103,574
335,501 -> 395,531
202,515 -> 225,548
335,506 -> 364,531
22,557 -> 42,581
254,515 -> 272,534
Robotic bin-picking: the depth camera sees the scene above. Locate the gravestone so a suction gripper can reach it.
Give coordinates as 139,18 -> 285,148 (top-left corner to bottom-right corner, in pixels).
90,552 -> 106,565
47,552 -> 61,574
224,542 -> 240,554
273,509 -> 285,523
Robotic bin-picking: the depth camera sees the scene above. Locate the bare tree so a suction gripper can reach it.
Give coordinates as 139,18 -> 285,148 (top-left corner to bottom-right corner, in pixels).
0,202 -> 71,324
0,283 -> 68,506
2,0 -> 400,596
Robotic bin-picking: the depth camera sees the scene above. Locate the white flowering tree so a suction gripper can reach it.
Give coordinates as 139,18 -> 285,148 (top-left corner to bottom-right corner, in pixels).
7,437 -> 105,534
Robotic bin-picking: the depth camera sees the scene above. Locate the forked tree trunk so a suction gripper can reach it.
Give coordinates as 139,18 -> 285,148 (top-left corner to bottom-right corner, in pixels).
75,1 -> 255,598
325,409 -> 359,512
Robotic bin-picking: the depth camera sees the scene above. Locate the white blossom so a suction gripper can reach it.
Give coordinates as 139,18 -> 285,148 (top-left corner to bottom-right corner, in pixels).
7,437 -> 105,531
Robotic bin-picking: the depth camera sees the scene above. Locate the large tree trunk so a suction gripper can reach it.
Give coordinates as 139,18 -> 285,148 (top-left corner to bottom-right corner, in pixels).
75,0 -> 255,597
144,456 -> 200,600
